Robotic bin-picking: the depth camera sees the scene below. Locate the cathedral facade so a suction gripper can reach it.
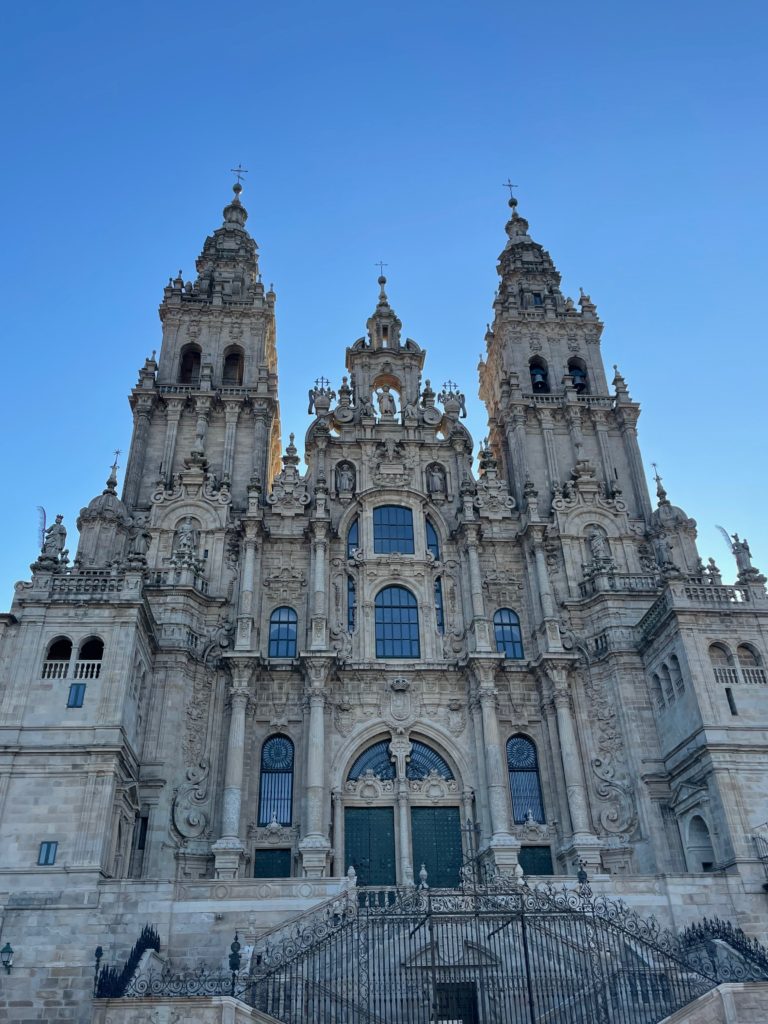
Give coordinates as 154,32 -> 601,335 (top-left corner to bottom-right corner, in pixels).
1,184 -> 768,1021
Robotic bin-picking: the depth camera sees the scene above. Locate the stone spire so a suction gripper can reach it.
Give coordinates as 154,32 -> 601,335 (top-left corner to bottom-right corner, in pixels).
495,195 -> 567,315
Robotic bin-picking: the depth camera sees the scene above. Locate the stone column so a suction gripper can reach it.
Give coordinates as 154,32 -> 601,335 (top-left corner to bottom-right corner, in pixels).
212,661 -> 252,879
236,523 -> 258,650
310,522 -> 329,650
593,415 -> 615,493
123,396 -> 154,507
298,660 -> 332,877
537,409 -> 560,491
617,406 -> 653,522
252,404 -> 269,485
396,785 -> 414,885
530,530 -> 563,652
221,402 -> 240,482
160,399 -> 184,486
470,701 -> 491,839
476,678 -> 519,872
192,397 -> 211,456
465,526 -> 492,652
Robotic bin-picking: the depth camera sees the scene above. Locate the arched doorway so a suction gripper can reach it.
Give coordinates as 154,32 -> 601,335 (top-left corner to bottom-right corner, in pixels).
341,734 -> 464,887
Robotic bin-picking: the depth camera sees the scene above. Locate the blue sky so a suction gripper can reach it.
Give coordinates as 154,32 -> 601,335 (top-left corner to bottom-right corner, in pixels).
1,1 -> 766,604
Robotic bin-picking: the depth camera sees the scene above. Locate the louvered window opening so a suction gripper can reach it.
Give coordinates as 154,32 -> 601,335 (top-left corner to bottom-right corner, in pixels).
406,740 -> 454,781
258,736 -> 294,826
434,578 -> 445,634
347,576 -> 356,632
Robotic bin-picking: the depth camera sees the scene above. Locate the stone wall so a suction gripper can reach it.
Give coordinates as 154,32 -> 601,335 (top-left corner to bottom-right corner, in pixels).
660,983 -> 768,1023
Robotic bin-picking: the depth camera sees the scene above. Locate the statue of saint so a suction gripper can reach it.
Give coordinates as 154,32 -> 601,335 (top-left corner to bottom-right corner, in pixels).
174,518 -> 198,557
376,385 -> 397,418
427,464 -> 445,494
42,515 -> 67,558
587,529 -> 607,561
732,534 -> 754,575
128,518 -> 152,559
336,462 -> 355,493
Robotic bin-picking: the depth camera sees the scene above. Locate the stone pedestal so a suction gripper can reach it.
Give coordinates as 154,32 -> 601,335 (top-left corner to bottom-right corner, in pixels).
299,834 -> 331,878
210,837 -> 246,880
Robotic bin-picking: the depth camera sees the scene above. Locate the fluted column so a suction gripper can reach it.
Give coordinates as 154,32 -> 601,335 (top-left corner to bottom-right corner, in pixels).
465,526 -> 491,651
251,405 -> 269,485
236,523 -> 258,650
332,788 -> 344,877
537,409 -> 560,490
212,660 -> 252,879
123,395 -> 154,507
299,659 -> 332,877
529,529 -> 563,652
192,397 -> 211,456
396,785 -> 414,885
477,682 -> 519,873
221,402 -> 240,482
310,521 -> 329,649
160,399 -> 184,486
505,407 -> 529,507
470,701 -> 490,839
551,687 -> 592,836
617,407 -> 653,522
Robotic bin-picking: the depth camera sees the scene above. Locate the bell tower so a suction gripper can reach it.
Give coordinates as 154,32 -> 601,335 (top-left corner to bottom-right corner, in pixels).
121,181 -> 281,512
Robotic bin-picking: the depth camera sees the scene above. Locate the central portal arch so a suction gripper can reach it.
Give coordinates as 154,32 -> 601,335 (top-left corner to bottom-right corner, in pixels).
341,733 -> 465,887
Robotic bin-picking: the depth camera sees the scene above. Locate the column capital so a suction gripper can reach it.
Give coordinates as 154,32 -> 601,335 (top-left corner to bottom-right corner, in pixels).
164,397 -> 185,419
301,654 -> 333,689
224,656 -> 254,690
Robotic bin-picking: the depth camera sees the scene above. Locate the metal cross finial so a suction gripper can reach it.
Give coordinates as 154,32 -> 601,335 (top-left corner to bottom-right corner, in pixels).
315,376 -> 331,391
651,461 -> 661,484
502,178 -> 517,199
112,449 -> 121,466
230,165 -> 249,185
375,261 -> 388,276
442,380 -> 459,394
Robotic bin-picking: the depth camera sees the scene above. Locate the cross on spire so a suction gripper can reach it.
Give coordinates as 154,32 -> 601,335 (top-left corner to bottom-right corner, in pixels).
375,261 -> 388,277
442,379 -> 459,394
230,165 -> 248,185
112,449 -> 121,468
314,376 -> 331,391
502,178 -> 517,199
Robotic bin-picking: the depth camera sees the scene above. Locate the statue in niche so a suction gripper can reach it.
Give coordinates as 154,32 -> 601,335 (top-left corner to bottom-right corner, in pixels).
174,517 -> 199,558
427,464 -> 446,495
587,529 -> 608,561
336,462 -> 355,494
358,393 -> 375,419
42,515 -> 67,559
376,385 -> 397,418
127,517 -> 152,561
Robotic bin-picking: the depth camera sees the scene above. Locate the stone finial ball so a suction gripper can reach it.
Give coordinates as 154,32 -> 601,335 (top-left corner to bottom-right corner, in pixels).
378,275 -> 387,286
508,196 -> 518,209
233,182 -> 243,195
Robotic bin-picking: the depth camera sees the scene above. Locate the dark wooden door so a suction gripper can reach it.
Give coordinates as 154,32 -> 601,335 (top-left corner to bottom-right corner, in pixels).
411,806 -> 462,888
344,806 -> 396,886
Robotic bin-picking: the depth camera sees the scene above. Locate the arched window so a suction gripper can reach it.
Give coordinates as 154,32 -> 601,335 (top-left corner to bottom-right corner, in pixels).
493,609 -> 524,659
434,578 -> 445,634
268,607 -> 298,658
737,644 -> 766,685
76,636 -> 104,679
222,348 -> 244,386
42,637 -> 72,679
258,735 -> 294,825
406,741 -> 454,781
529,357 -> 549,394
507,736 -> 545,824
373,506 -> 414,554
568,358 -> 589,394
687,815 -> 715,872
669,654 -> 685,695
347,517 -> 359,560
348,740 -> 395,781
375,586 -> 420,658
178,344 -> 201,385
650,672 -> 664,709
709,643 -> 737,686
347,575 -> 356,632
425,518 -> 441,560
661,664 -> 675,703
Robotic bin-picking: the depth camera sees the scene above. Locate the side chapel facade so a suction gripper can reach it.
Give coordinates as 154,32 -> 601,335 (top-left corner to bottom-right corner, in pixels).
1,183 -> 767,1015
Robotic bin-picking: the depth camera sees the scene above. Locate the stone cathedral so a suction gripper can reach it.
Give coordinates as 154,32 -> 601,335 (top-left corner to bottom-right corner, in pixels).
1,183 -> 768,1024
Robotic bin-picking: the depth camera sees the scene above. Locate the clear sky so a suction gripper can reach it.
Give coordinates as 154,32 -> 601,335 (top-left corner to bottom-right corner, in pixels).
1,1 -> 766,606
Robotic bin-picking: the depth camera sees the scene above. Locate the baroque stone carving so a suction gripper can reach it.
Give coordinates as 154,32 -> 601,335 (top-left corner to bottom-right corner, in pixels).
171,760 -> 211,840
267,434 -> 310,516
582,669 -> 637,837
263,566 -> 307,599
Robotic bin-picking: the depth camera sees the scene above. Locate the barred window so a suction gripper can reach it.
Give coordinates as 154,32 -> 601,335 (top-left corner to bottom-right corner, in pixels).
268,607 -> 298,658
434,578 -> 445,634
373,506 -> 415,554
375,586 -> 420,659
426,518 -> 440,560
258,736 -> 294,826
506,735 -> 545,824
494,609 -> 524,659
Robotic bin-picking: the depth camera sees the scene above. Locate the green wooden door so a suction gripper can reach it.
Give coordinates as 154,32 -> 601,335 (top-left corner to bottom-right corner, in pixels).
411,806 -> 462,888
253,848 -> 292,878
344,806 -> 396,886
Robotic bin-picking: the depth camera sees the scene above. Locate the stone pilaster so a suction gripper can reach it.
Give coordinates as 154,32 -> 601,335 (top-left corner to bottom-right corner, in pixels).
211,659 -> 253,879
298,657 -> 332,877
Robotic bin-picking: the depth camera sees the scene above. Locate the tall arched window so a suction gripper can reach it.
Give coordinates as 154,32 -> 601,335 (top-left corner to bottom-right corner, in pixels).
42,636 -> 72,679
222,347 -> 244,385
268,607 -> 298,658
373,506 -> 414,554
506,735 -> 545,824
494,609 -> 524,659
375,586 -> 420,658
76,636 -> 104,679
258,735 -> 294,825
687,815 -> 715,872
347,517 -> 359,559
425,518 -> 441,560
178,344 -> 201,385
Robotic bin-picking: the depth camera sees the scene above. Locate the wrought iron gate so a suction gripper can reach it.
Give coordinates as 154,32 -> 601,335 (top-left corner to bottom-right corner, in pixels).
248,880 -> 760,1024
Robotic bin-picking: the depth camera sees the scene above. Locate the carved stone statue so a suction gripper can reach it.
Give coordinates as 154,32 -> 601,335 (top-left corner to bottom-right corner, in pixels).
587,529 -> 608,561
359,394 -> 375,419
127,518 -> 152,560
42,515 -> 67,559
174,517 -> 198,557
731,534 -> 755,575
336,462 -> 355,494
427,464 -> 446,495
376,385 -> 397,418
707,557 -> 722,585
